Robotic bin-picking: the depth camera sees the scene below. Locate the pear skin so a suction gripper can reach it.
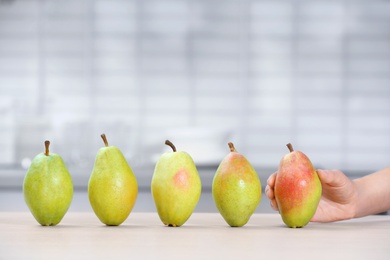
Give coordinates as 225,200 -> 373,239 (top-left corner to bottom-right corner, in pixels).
151,140 -> 201,227
23,141 -> 73,226
275,143 -> 322,228
212,142 -> 262,227
88,134 -> 138,226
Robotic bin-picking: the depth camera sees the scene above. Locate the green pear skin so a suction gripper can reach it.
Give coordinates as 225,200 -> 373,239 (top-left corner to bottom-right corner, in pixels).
212,142 -> 262,227
275,143 -> 322,228
88,134 -> 138,226
23,140 -> 73,226
151,140 -> 201,227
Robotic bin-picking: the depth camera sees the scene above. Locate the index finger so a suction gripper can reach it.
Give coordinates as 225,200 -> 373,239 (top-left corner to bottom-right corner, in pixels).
267,171 -> 277,187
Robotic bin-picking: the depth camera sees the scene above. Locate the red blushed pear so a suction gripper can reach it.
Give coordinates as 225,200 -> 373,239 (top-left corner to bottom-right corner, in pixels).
151,140 -> 202,227
275,143 -> 322,228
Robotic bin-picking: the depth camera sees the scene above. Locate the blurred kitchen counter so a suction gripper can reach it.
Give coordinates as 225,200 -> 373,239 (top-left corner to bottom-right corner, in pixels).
0,212 -> 389,259
0,165 -> 279,190
0,188 -> 275,213
0,164 -> 371,190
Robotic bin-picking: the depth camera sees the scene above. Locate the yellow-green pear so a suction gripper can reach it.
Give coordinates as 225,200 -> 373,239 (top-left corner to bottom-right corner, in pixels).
275,143 -> 322,228
151,140 -> 201,227
88,134 -> 138,226
23,140 -> 73,226
212,142 -> 261,227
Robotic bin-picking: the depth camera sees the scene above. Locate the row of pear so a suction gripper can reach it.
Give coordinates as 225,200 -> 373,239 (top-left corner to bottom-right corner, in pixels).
23,133 -> 321,228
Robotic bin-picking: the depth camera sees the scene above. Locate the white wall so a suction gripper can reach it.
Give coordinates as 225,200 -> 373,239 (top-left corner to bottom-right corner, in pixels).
0,0 -> 389,175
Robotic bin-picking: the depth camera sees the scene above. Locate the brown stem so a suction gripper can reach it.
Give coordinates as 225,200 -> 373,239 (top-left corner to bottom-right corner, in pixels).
286,143 -> 294,152
165,140 -> 176,152
228,142 -> 237,152
44,140 -> 50,156
101,134 -> 109,147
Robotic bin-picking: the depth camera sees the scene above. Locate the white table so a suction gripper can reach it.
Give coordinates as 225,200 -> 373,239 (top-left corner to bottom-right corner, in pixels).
0,212 -> 389,259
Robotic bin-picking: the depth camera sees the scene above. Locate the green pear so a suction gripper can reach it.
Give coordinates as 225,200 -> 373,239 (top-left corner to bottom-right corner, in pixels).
275,143 -> 322,228
212,142 -> 262,227
151,140 -> 201,227
23,140 -> 73,226
88,134 -> 138,226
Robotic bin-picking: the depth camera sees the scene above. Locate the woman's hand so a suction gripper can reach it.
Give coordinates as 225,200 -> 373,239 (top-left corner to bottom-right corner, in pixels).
265,169 -> 359,222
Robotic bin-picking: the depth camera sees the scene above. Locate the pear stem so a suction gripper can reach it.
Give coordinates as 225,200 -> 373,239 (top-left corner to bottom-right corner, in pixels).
165,140 -> 176,152
228,142 -> 237,152
101,134 -> 109,147
44,140 -> 50,156
287,143 -> 294,152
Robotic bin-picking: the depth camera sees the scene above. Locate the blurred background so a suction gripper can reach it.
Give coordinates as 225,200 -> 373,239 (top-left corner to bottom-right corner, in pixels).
0,0 -> 389,212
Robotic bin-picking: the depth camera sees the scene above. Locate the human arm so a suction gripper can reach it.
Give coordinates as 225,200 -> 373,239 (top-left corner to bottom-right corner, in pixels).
353,167 -> 390,218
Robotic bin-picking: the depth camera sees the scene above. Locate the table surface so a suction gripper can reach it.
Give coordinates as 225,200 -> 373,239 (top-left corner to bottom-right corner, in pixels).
1,212 -> 389,260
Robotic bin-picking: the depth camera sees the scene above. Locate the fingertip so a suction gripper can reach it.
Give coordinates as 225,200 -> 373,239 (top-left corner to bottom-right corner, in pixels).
267,172 -> 277,186
316,169 -> 326,177
317,169 -> 332,181
270,199 -> 279,211
265,185 -> 274,200
317,169 -> 339,184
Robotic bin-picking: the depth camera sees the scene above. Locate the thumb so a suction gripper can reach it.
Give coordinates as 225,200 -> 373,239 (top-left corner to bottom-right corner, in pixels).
317,169 -> 346,187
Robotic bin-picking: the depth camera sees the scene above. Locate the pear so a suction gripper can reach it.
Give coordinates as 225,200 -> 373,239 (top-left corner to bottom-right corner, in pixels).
275,143 -> 322,228
151,140 -> 201,227
23,140 -> 73,226
88,134 -> 138,226
212,142 -> 262,227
